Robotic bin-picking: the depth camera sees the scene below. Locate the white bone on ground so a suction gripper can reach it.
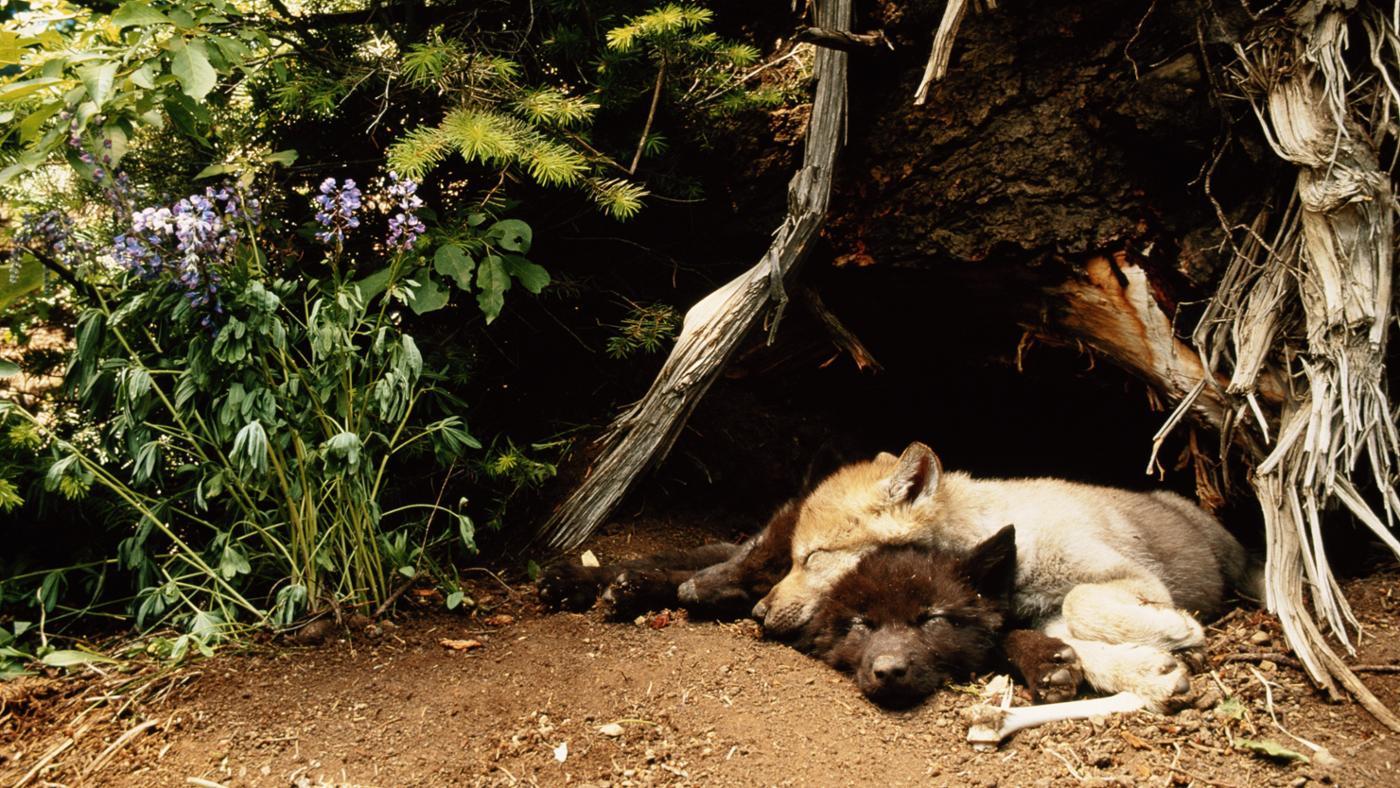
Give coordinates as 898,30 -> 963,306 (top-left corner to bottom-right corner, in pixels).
964,692 -> 1146,749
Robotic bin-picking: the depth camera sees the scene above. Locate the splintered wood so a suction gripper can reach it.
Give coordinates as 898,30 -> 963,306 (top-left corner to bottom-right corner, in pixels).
535,0 -> 853,552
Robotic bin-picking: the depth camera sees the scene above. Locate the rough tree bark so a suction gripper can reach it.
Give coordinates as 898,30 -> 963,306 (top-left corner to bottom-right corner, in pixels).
533,0 -> 853,552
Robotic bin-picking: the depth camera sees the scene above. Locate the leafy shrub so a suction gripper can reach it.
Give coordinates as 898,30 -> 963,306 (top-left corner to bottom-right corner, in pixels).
3,170 -> 550,647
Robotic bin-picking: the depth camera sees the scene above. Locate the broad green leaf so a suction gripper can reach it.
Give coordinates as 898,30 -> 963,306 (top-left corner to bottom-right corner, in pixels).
445,590 -> 465,610
103,124 -> 129,167
264,149 -> 298,166
0,361 -> 18,378
194,163 -> 232,180
171,41 -> 216,100
219,544 -> 251,579
458,514 -> 476,552
406,275 -> 450,315
488,218 -> 532,252
355,267 -> 393,301
0,256 -> 43,312
502,255 -> 550,294
1236,739 -> 1309,764
78,61 -> 117,107
128,64 -> 156,89
0,31 -> 19,65
476,254 -> 510,323
433,244 -> 475,289
41,649 -> 119,667
113,1 -> 174,28
0,77 -> 63,102
18,102 -> 62,144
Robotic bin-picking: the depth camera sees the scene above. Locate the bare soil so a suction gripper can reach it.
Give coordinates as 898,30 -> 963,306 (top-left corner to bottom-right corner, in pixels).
3,517 -> 1399,787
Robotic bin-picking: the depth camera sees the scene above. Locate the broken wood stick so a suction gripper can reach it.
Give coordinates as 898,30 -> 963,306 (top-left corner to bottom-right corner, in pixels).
794,27 -> 892,53
798,286 -> 883,373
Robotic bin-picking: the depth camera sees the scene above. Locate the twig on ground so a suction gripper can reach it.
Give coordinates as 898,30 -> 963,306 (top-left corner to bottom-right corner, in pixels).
82,718 -> 160,778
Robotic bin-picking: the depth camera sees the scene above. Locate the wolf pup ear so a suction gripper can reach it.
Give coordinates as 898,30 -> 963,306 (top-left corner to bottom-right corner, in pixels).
886,442 -> 942,506
875,451 -> 898,463
962,524 -> 1016,600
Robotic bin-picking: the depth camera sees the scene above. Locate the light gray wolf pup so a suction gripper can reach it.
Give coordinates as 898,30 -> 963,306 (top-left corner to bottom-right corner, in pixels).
754,442 -> 1256,710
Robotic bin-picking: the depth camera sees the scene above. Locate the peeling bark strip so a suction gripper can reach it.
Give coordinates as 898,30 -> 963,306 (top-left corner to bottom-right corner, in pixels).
533,0 -> 852,552
914,0 -> 1400,727
1217,4 -> 1400,731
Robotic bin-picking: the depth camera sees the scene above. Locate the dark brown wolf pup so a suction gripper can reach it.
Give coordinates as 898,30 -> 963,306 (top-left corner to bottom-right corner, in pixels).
806,526 -> 1083,708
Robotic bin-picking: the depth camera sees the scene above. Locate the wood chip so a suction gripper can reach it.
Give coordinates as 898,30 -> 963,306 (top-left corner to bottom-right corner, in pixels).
439,639 -> 483,651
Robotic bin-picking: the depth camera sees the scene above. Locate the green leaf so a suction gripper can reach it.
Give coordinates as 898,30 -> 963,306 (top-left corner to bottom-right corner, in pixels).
502,255 -> 550,294
526,560 -> 541,581
41,649 -> 119,668
113,1 -> 174,27
0,77 -> 63,102
194,163 -> 232,180
445,590 -> 465,610
78,61 -> 117,108
488,219 -> 532,252
128,64 -> 156,89
219,544 -> 251,579
476,254 -> 510,324
457,514 -> 476,552
433,244 -> 475,289
355,267 -> 393,301
406,275 -> 449,315
0,361 -> 18,378
264,149 -> 298,166
171,41 -> 217,101
1236,739 -> 1309,764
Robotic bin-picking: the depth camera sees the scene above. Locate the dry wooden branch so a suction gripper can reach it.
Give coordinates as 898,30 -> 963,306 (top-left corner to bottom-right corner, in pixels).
532,0 -> 853,552
794,27 -> 892,53
798,286 -> 883,373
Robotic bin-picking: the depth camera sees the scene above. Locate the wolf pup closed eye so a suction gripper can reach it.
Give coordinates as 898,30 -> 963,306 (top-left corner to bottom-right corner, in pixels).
807,526 -> 1016,708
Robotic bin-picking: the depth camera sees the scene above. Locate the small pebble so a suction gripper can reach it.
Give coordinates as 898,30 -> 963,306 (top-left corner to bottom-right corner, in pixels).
598,723 -> 624,737
1251,630 -> 1272,645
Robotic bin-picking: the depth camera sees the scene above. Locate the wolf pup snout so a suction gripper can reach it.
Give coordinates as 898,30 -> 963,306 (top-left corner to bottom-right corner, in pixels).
807,528 -> 1014,708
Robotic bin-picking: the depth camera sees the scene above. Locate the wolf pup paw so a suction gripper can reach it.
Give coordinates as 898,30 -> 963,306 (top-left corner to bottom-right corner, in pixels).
537,564 -> 608,612
600,569 -> 679,620
1127,652 -> 1197,712
1005,630 -> 1084,704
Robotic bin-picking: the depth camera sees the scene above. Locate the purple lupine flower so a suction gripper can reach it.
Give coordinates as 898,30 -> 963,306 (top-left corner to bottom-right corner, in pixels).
312,177 -> 363,246
14,210 -> 87,279
382,173 -> 426,251
110,186 -> 257,327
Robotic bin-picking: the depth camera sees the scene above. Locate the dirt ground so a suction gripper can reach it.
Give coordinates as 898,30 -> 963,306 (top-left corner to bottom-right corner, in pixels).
3,516 -> 1400,787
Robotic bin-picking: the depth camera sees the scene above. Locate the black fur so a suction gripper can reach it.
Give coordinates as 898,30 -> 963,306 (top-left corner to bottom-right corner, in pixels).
537,499 -> 799,619
805,527 -> 1016,708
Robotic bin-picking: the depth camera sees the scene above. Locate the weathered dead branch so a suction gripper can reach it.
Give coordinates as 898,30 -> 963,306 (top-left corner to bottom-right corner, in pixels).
533,0 -> 852,552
